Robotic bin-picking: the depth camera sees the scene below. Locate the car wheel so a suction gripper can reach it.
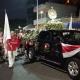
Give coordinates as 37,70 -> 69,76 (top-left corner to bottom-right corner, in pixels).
67,58 -> 80,80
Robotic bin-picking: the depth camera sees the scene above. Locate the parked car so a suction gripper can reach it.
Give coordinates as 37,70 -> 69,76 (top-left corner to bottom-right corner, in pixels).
26,30 -> 80,80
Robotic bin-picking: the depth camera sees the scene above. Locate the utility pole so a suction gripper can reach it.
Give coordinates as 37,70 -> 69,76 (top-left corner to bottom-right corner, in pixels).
36,0 -> 39,30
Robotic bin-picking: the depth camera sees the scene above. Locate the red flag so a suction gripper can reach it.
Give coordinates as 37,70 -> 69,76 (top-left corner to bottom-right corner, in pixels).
7,36 -> 20,51
61,43 -> 80,58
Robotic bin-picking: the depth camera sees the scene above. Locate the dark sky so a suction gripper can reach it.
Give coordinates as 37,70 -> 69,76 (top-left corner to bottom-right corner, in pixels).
0,0 -> 28,20
0,0 -> 79,30
0,0 -> 63,20
0,0 -> 79,26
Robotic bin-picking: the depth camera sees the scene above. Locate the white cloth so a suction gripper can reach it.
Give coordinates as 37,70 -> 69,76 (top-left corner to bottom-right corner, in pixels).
7,50 -> 16,67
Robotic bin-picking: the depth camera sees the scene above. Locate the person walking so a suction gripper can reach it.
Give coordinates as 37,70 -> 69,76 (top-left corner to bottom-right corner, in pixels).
6,31 -> 20,68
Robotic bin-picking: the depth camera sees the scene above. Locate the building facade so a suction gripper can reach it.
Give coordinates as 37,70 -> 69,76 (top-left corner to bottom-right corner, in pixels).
33,2 -> 77,25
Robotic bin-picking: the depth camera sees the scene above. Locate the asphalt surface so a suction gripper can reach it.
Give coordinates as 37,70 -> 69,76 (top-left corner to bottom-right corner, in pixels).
0,56 -> 72,80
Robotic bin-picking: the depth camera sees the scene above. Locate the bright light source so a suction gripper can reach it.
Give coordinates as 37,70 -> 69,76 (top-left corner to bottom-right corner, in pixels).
18,26 -> 21,29
40,11 -> 44,14
67,0 -> 69,3
48,7 -> 57,20
40,10 -> 44,18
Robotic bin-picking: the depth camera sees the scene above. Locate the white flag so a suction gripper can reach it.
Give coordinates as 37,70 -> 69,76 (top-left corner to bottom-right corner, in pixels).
3,10 -> 11,55
69,15 -> 72,30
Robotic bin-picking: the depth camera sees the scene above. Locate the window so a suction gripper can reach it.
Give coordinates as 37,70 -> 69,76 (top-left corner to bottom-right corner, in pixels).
74,33 -> 80,40
38,31 -> 51,42
62,31 -> 80,44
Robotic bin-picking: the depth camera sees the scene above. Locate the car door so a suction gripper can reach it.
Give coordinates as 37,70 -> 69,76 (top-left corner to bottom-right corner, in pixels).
37,31 -> 52,57
37,31 -> 63,63
49,31 -> 63,63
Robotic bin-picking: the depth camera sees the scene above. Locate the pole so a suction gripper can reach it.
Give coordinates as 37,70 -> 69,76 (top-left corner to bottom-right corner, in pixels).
36,0 -> 38,30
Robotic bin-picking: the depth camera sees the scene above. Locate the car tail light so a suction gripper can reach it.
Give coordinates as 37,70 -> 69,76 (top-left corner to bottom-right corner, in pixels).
44,43 -> 50,49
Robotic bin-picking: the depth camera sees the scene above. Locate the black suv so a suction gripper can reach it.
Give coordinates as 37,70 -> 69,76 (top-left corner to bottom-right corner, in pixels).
26,30 -> 80,80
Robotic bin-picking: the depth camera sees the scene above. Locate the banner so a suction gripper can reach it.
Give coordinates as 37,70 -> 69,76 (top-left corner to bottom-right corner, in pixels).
61,43 -> 80,58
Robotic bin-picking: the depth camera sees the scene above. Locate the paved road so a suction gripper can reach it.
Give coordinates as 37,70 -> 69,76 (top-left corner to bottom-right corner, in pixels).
0,56 -> 71,80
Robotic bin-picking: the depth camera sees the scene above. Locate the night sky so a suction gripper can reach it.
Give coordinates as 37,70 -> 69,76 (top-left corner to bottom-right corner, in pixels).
0,0 -> 79,19
0,0 -> 79,28
0,0 -> 28,20
0,0 -> 64,20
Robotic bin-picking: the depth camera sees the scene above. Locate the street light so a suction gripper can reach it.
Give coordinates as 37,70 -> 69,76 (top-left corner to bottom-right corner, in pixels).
18,26 -> 21,29
40,10 -> 44,19
18,25 -> 22,32
66,0 -> 69,4
36,0 -> 39,30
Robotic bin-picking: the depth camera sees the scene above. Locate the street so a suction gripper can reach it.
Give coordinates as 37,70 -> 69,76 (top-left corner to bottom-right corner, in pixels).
0,56 -> 71,80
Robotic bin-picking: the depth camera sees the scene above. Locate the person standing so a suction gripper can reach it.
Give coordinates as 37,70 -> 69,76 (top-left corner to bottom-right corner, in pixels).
0,32 -> 4,60
7,31 -> 20,68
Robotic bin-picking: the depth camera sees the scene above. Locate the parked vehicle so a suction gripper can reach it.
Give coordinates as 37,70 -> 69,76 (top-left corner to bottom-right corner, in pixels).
26,30 -> 80,80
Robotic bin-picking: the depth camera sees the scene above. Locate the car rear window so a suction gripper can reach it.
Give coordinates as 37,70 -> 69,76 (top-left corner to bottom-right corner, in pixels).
62,31 -> 80,44
37,31 -> 52,42
63,32 -> 80,40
